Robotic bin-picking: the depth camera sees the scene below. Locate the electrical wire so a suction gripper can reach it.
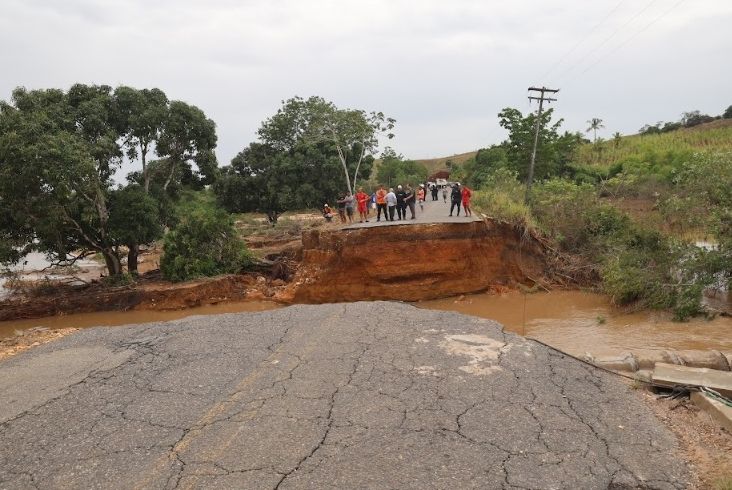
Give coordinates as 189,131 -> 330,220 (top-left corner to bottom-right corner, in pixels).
551,0 -> 659,84
572,0 -> 687,80
539,0 -> 627,81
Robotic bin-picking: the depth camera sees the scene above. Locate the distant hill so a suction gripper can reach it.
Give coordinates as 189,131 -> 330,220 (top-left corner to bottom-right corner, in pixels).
387,118 -> 732,178
414,151 -> 478,175
576,118 -> 732,168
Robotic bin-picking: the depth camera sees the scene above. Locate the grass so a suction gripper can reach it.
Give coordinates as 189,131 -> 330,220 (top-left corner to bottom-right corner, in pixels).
712,476 -> 732,490
575,119 -> 732,168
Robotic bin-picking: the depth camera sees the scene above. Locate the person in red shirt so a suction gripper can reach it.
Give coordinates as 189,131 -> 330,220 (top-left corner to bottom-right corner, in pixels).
355,187 -> 370,223
461,185 -> 472,217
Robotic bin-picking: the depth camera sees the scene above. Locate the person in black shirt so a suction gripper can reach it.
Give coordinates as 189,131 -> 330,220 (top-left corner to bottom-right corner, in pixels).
395,185 -> 407,220
404,184 -> 416,219
449,183 -> 462,216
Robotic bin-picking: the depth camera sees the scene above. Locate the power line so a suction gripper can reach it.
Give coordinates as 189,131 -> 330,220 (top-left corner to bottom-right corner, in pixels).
539,0 -> 627,81
552,0 -> 659,84
574,0 -> 687,79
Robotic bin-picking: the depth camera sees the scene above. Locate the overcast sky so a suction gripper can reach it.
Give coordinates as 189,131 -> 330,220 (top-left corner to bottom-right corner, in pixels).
2,0 -> 731,170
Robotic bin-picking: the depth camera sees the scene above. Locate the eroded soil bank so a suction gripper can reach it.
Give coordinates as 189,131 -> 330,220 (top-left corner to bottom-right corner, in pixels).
0,218 -> 548,323
280,220 -> 547,303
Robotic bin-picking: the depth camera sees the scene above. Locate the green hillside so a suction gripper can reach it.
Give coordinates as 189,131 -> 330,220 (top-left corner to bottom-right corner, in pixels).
575,119 -> 732,168
414,151 -> 477,175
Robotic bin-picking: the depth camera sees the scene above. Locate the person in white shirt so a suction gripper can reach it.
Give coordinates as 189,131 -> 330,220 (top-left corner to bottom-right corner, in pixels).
385,188 -> 397,222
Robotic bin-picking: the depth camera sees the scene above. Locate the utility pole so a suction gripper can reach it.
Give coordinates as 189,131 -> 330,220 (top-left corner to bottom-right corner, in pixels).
525,86 -> 559,203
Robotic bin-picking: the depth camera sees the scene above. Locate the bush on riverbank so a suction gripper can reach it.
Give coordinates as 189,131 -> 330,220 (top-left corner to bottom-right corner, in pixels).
470,164 -> 721,319
161,208 -> 253,282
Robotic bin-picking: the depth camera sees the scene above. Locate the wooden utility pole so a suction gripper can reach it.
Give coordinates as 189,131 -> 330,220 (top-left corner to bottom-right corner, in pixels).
525,86 -> 559,203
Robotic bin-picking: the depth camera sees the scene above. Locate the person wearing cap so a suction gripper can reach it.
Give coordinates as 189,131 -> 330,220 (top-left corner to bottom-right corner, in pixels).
322,203 -> 333,222
449,182 -> 462,216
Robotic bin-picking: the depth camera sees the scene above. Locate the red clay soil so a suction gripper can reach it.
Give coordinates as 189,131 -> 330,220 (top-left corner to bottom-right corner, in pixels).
1,219 -> 549,321
278,219 -> 548,303
0,274 -> 260,322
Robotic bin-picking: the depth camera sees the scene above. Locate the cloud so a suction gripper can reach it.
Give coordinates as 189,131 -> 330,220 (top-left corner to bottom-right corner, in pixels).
1,0 -> 730,171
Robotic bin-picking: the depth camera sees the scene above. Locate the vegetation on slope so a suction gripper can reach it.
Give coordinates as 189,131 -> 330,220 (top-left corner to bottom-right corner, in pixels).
453,107 -> 732,320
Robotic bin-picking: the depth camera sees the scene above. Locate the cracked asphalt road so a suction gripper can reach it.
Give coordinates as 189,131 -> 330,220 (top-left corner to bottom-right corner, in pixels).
0,302 -> 687,489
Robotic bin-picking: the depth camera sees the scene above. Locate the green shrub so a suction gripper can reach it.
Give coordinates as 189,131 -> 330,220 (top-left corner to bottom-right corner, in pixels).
161,208 -> 252,282
470,168 -> 536,228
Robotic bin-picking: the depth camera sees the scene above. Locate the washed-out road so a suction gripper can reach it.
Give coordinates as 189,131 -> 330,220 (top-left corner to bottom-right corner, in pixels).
0,302 -> 687,489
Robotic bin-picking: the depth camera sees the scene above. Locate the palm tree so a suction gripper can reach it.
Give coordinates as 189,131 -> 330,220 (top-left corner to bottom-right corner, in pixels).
612,131 -> 622,148
586,118 -> 605,143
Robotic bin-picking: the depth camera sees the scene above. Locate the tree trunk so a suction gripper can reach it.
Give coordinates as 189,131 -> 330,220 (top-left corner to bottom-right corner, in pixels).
351,145 -> 366,191
101,248 -> 123,277
127,243 -> 139,275
142,145 -> 150,193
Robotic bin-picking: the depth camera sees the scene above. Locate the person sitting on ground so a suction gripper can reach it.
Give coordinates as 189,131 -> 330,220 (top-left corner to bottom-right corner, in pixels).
355,187 -> 370,223
450,182 -> 462,216
386,187 -> 397,221
404,184 -> 416,219
375,185 -> 388,222
322,204 -> 334,222
461,185 -> 472,217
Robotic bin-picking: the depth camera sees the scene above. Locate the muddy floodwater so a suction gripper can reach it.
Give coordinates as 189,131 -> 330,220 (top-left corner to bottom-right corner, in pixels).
418,290 -> 732,357
0,301 -> 280,339
2,291 -> 730,358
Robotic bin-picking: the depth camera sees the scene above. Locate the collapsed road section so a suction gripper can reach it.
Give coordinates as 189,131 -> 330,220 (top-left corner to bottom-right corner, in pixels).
280,219 -> 548,303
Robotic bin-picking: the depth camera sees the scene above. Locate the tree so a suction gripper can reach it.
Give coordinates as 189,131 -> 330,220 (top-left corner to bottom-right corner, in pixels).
214,140 -> 369,214
258,96 -> 394,195
723,105 -> 732,119
0,85 -> 218,277
0,86 -> 125,274
107,185 -> 163,273
497,107 -> 575,181
612,132 -> 622,148
586,118 -> 604,143
157,101 -> 218,192
375,149 -> 427,187
113,86 -> 168,193
161,207 -> 252,282
680,110 -> 715,128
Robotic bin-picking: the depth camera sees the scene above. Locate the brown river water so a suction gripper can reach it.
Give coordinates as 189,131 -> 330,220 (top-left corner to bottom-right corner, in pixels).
1,291 -> 730,357
418,290 -> 732,357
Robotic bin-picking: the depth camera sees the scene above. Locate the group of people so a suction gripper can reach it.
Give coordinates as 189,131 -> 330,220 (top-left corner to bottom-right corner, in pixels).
449,182 -> 472,217
322,182 -> 471,224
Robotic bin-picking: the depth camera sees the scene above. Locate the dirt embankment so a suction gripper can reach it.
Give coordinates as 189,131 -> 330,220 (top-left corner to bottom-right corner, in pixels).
0,274 -> 269,322
1,219 -> 550,321
279,220 -> 548,303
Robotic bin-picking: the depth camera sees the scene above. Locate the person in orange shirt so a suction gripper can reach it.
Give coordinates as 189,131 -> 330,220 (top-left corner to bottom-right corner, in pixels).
417,184 -> 426,212
461,185 -> 472,217
375,185 -> 388,222
355,187 -> 370,223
